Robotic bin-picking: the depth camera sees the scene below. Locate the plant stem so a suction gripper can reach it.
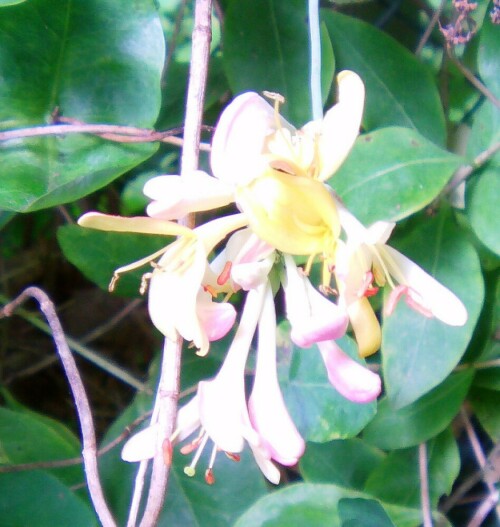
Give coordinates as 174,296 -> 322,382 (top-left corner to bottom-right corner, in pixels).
308,0 -> 322,121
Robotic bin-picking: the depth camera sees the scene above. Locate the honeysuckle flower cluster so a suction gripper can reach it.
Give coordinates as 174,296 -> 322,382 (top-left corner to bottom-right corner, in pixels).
78,70 -> 467,484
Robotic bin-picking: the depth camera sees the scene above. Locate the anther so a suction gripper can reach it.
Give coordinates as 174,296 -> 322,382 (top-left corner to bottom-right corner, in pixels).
217,261 -> 233,286
162,438 -> 173,466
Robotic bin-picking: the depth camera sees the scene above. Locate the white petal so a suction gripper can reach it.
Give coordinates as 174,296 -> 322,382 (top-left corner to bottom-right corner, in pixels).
211,92 -> 279,185
121,424 -> 160,462
249,444 -> 281,485
383,246 -> 468,326
144,172 -> 233,220
317,340 -> 381,403
317,70 -> 365,180
175,396 -> 201,443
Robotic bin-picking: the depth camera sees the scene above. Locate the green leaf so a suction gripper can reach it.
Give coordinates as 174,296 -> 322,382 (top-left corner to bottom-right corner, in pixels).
382,207 -> 483,407
469,387 -> 500,441
466,99 -> 500,160
280,332 -> 377,442
322,11 -> 446,145
0,0 -> 26,5
466,165 -> 500,255
223,0 -> 335,126
57,225 -> 171,298
0,0 -> 164,212
478,5 -> 500,99
234,483 -> 434,527
0,406 -> 83,487
363,371 -> 474,450
300,438 -> 384,489
364,428 -> 459,508
331,127 -> 462,225
338,498 -> 396,527
0,471 -> 97,527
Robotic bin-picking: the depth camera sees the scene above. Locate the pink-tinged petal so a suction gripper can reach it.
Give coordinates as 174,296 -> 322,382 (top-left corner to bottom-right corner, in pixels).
211,92 -> 281,185
382,246 -> 468,326
317,340 -> 381,403
144,172 -> 233,220
196,290 -> 237,342
249,286 -> 305,466
121,424 -> 160,462
316,70 -> 365,180
284,255 -> 348,348
174,396 -> 201,443
231,256 -> 274,291
198,286 -> 265,452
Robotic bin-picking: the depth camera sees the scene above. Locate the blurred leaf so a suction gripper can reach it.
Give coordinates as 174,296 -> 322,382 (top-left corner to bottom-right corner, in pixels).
0,406 -> 83,487
223,0 -> 335,125
300,438 -> 384,489
466,99 -> 500,159
382,207 -> 483,408
57,225 -> 171,298
322,11 -> 446,145
466,165 -> 500,255
280,333 -> 377,442
331,127 -> 461,225
364,428 -> 459,508
469,387 -> 500,441
0,471 -> 97,527
363,371 -> 474,450
0,0 -> 26,5
338,498 -> 396,527
478,6 -> 500,99
0,0 -> 164,212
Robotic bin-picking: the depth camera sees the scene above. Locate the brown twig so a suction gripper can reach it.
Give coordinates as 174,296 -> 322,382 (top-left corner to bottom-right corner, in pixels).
415,0 -> 447,56
132,2 -> 213,526
0,287 -> 117,527
0,122 -> 211,151
419,442 -> 434,527
444,140 -> 500,194
446,52 -> 500,109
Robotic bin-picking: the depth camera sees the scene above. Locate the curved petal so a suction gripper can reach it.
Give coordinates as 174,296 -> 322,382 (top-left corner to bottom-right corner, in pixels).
382,246 -> 468,326
248,285 -> 305,466
196,290 -> 237,342
144,171 -> 233,220
317,340 -> 381,403
284,256 -> 348,348
121,424 -> 160,462
211,92 -> 281,185
348,297 -> 382,357
317,70 -> 365,180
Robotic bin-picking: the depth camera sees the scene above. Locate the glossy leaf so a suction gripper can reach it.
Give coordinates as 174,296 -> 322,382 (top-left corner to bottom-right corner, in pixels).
0,406 -> 83,487
338,498 -> 396,527
364,428 -> 459,508
363,371 -> 474,450
280,333 -> 377,442
0,0 -> 164,212
0,471 -> 98,527
382,207 -> 483,408
300,438 -> 384,489
234,483 -> 436,527
223,0 -> 335,126
57,225 -> 171,298
331,127 -> 462,225
322,11 -> 446,145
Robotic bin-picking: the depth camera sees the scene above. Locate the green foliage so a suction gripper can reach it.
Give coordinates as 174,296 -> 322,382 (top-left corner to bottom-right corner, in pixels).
0,0 -> 498,524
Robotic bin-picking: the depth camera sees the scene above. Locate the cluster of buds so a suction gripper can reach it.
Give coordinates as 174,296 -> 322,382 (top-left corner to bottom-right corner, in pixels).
440,0 -> 478,46
79,71 -> 467,484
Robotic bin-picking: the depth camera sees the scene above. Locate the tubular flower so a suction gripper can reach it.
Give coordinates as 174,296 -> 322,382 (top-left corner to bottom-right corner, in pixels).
336,206 -> 468,357
142,71 -> 364,281
248,284 -> 305,467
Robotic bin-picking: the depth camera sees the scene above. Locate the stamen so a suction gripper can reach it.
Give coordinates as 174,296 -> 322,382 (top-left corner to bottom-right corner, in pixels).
406,289 -> 433,318
225,452 -> 241,462
203,284 -> 218,297
358,271 -> 379,298
184,433 -> 209,477
205,468 -> 215,485
217,261 -> 233,286
304,253 -> 317,275
385,284 -> 406,316
180,435 -> 203,455
162,438 -> 173,467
